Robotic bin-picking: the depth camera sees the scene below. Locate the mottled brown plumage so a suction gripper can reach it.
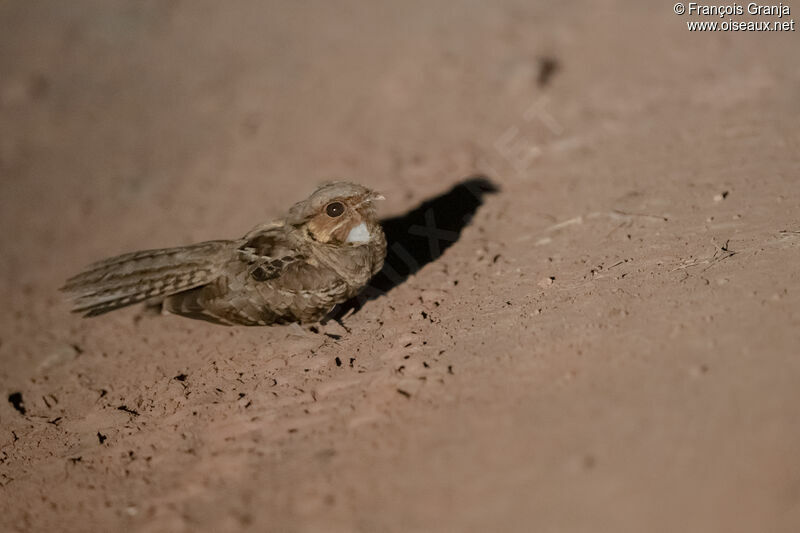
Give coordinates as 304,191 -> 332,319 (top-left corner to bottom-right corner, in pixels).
62,182 -> 386,325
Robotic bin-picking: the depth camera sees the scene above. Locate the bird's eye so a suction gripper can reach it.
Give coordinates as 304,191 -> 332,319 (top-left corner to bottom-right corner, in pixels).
325,201 -> 345,218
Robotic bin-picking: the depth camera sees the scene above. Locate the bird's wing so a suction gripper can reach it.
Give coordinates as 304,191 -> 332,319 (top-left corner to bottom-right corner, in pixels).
166,224 -> 350,325
239,223 -> 346,294
236,224 -> 307,281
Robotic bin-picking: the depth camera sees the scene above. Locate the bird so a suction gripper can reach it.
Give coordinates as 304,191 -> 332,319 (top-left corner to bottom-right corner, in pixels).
61,181 -> 387,326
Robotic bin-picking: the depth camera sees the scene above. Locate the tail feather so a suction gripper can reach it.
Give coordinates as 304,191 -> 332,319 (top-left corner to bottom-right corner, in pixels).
62,240 -> 233,317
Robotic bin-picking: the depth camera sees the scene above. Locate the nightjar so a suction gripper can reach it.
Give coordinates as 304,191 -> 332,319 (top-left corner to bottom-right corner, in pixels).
62,182 -> 387,325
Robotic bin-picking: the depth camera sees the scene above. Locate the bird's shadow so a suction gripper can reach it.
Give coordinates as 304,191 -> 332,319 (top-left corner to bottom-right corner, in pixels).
332,175 -> 499,319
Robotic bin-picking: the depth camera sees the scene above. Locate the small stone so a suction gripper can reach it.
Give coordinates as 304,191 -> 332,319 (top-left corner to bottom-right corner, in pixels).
537,276 -> 555,288
713,191 -> 729,202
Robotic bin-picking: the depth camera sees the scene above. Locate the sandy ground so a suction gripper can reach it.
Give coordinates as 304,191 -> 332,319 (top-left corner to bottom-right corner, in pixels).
1,1 -> 799,532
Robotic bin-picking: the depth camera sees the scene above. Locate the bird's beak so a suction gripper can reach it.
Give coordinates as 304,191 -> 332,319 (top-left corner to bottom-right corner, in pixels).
356,191 -> 385,210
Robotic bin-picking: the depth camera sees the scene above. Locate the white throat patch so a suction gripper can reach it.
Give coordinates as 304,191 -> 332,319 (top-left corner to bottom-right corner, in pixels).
346,222 -> 370,243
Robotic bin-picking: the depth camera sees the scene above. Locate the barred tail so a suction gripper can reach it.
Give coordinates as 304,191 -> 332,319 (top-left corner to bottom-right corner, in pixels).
61,240 -> 232,317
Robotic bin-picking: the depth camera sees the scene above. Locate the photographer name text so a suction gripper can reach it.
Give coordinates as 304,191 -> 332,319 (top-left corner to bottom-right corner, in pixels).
679,2 -> 790,17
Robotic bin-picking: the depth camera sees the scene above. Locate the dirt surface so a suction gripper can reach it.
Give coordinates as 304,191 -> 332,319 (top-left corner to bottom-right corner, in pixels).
1,2 -> 799,532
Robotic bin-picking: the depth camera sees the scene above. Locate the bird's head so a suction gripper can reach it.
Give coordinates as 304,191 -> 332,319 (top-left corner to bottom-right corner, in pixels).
287,181 -> 385,246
